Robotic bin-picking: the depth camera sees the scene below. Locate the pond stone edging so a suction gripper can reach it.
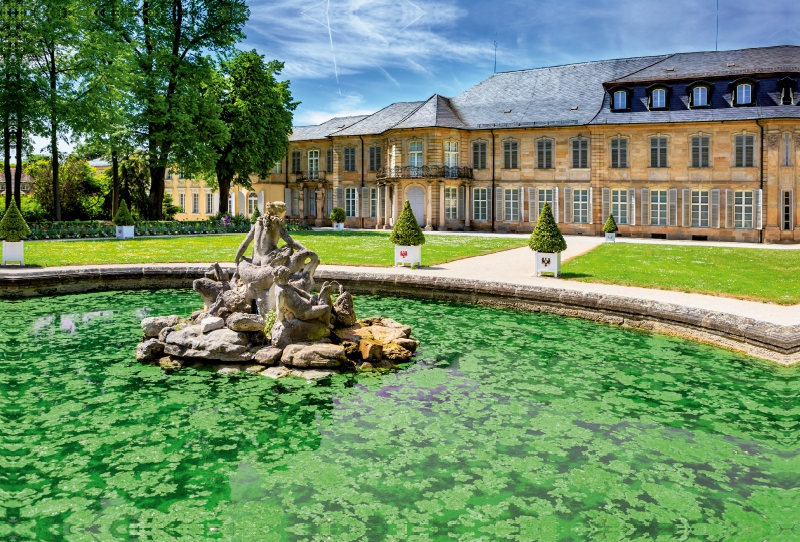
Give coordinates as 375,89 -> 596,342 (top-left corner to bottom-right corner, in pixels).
1,264 -> 798,366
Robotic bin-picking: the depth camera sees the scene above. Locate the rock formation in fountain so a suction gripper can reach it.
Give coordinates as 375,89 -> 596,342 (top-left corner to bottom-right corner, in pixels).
136,201 -> 419,379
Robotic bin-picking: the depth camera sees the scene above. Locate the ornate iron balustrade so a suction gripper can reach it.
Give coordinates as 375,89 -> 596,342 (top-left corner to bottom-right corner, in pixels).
293,170 -> 327,182
376,165 -> 473,180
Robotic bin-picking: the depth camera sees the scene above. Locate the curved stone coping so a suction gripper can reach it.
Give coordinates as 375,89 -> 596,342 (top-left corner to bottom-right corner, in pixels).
1,264 -> 799,366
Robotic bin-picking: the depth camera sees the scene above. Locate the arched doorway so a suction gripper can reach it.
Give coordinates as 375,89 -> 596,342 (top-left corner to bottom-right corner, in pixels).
406,186 -> 425,226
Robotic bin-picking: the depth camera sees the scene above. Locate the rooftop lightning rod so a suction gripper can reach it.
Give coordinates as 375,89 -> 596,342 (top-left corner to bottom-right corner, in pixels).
494,40 -> 498,73
716,0 -> 719,51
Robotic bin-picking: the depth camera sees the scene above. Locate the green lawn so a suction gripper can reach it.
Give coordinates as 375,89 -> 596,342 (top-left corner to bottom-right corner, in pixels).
562,243 -> 800,304
4,231 -> 526,268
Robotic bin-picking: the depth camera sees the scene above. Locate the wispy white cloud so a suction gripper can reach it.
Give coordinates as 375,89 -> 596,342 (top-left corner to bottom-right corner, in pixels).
292,92 -> 374,125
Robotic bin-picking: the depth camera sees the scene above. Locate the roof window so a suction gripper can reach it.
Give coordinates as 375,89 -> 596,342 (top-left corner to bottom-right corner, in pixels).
647,84 -> 671,110
610,88 -> 631,112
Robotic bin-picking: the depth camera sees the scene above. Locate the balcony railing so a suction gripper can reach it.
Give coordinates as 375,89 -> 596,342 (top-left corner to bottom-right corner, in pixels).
376,165 -> 473,180
293,170 -> 327,182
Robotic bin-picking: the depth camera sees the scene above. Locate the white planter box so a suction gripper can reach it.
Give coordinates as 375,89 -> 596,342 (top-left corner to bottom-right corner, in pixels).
116,225 -> 135,239
332,222 -> 345,231
534,251 -> 561,277
395,245 -> 421,267
2,241 -> 24,265
605,232 -> 616,243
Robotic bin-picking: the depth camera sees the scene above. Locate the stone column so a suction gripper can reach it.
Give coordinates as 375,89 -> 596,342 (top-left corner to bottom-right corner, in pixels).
391,182 -> 399,227
438,180 -> 446,231
425,181 -> 433,231
376,183 -> 384,229
464,183 -> 471,230
386,182 -> 395,228
315,185 -> 325,227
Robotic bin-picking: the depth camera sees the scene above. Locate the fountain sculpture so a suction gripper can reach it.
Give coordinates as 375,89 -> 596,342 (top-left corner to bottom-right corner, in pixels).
136,201 -> 419,379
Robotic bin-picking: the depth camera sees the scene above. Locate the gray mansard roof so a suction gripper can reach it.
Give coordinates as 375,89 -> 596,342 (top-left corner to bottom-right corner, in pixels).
288,45 -> 800,140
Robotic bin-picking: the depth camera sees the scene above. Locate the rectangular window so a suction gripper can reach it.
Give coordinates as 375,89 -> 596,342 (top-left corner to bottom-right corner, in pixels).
692,190 -> 709,227
650,190 -> 668,225
538,188 -> 553,216
344,187 -> 357,217
613,91 -> 627,110
409,141 -> 423,176
179,193 -> 185,211
650,137 -> 668,168
610,138 -> 627,168
271,162 -> 283,174
344,147 -> 357,172
370,187 -> 378,218
693,86 -> 708,107
691,136 -> 710,168
308,150 -> 319,179
537,140 -> 553,169
206,193 -> 213,214
572,139 -> 589,169
192,193 -> 199,214
291,151 -> 301,174
651,88 -> 666,109
734,190 -> 753,228
473,188 -> 487,221
473,141 -> 487,169
326,148 -> 333,173
783,191 -> 793,230
734,134 -> 755,167
369,146 -> 382,171
737,84 -> 752,105
611,189 -> 628,225
573,189 -> 588,223
445,187 -> 458,219
503,141 -> 518,169
504,188 -> 519,221
444,141 -> 458,178
784,133 -> 792,167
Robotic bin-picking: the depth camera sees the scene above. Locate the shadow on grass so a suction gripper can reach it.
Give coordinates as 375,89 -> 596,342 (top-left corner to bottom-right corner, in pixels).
558,272 -> 594,279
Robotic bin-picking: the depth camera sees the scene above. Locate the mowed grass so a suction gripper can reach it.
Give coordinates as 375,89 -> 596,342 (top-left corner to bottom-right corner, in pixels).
562,243 -> 800,304
5,230 -> 526,268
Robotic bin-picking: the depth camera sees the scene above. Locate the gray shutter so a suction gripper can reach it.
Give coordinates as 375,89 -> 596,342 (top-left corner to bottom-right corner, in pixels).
611,139 -> 619,169
354,187 -> 360,218
725,189 -> 734,228
529,187 -> 537,222
564,187 -> 573,223
496,187 -> 504,222
487,186 -> 492,222
284,188 -> 292,213
791,190 -> 796,231
327,188 -> 334,216
458,185 -> 465,220
335,187 -> 344,210
588,187 -> 594,224
641,188 -> 650,226
553,187 -> 559,224
303,188 -> 309,217
309,189 -> 317,217
756,189 -> 763,230
602,188 -> 610,223
711,189 -> 720,228
668,188 -> 678,226
682,188 -> 691,227
518,187 -> 525,222
628,187 -> 636,226
361,187 -> 370,218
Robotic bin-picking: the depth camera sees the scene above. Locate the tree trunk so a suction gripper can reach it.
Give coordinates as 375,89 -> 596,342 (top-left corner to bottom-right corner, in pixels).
111,150 -> 120,217
3,123 -> 11,209
218,174 -> 231,215
149,165 -> 165,220
14,125 -> 22,209
51,121 -> 60,221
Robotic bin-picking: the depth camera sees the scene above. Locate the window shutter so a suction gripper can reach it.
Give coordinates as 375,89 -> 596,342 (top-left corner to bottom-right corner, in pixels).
602,188 -> 610,222
735,136 -> 743,167
335,187 -> 344,209
650,139 -> 658,168
284,188 -> 292,213
529,187 -> 537,222
711,189 -> 720,228
564,187 -> 573,223
553,187 -> 559,224
213,193 -> 220,213
691,138 -> 700,168
628,188 -> 636,226
496,187 -> 504,222
668,188 -> 678,226
327,189 -> 333,216
458,185 -> 465,220
620,139 -> 628,168
725,189 -> 734,228
354,188 -> 360,218
746,135 -> 755,167
588,187 -> 594,224
641,188 -> 650,226
611,139 -> 619,169
309,189 -> 317,217
303,188 -> 309,217
258,192 -> 265,213
519,187 -> 525,222
682,188 -> 691,227
756,189 -> 763,230
487,186 -> 492,222
792,190 -> 796,231
361,187 -> 370,218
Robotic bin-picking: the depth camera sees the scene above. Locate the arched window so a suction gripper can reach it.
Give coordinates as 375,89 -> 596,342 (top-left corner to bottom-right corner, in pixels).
613,90 -> 627,110
651,88 -> 666,109
736,83 -> 752,105
693,86 -> 708,107
228,193 -> 235,214
247,193 -> 258,215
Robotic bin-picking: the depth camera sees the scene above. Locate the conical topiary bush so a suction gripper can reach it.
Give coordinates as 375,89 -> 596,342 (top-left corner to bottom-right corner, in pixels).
390,200 -> 426,246
0,199 -> 31,242
602,213 -> 619,233
113,200 -> 135,226
528,202 -> 566,253
250,206 -> 261,224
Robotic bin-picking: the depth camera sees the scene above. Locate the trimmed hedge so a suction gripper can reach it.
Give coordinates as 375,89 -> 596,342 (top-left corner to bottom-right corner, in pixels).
602,213 -> 619,233
0,200 -> 32,242
329,207 -> 346,223
113,200 -> 136,226
390,200 -> 426,246
528,202 -> 566,253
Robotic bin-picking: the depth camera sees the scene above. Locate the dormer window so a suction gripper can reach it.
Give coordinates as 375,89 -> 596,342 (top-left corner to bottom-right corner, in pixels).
778,77 -> 796,106
737,84 -> 752,105
693,86 -> 708,107
651,88 -> 666,109
613,91 -> 627,110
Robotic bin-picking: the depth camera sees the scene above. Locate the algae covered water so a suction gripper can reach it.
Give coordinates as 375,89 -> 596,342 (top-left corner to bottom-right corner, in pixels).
0,290 -> 798,541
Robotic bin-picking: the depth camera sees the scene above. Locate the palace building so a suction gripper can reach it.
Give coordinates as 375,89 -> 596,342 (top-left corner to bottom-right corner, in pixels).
172,45 -> 800,244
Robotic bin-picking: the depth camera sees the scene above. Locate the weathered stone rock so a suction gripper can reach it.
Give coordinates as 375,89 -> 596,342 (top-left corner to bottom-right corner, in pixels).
164,325 -> 252,362
357,362 -> 375,371
253,347 -> 282,365
141,315 -> 179,338
333,291 -> 357,328
394,337 -> 419,353
359,340 -> 383,361
244,365 -> 265,374
271,320 -> 331,350
281,343 -> 346,368
336,324 -> 406,345
227,313 -> 265,332
360,317 -> 411,338
342,341 -> 359,359
201,316 -> 225,333
289,368 -> 339,380
261,365 -> 290,379
215,365 -> 241,376
136,338 -> 165,362
158,356 -> 184,370
190,310 -> 207,324
374,359 -> 394,370
383,342 -> 413,362
208,289 -> 250,318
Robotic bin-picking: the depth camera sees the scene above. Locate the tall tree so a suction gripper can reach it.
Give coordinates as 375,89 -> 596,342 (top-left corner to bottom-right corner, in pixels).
104,0 -> 249,219
213,50 -> 296,215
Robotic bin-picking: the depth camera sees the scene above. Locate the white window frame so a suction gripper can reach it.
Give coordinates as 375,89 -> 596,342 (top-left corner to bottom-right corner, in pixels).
192,193 -> 199,214
504,187 -> 519,221
650,189 -> 668,226
344,187 -> 357,217
308,150 -> 320,179
473,187 -> 487,221
613,91 -> 627,110
537,188 -> 553,216
692,190 -> 709,227
247,193 -> 258,215
734,190 -> 754,228
206,193 -> 213,214
651,88 -> 666,109
611,189 -> 628,225
444,141 -> 458,178
573,188 -> 589,224
693,86 -> 708,107
409,141 -> 423,176
179,192 -> 186,211
736,83 -> 752,105
782,190 -> 794,230
445,186 -> 458,219
370,187 -> 378,218
572,139 -> 589,169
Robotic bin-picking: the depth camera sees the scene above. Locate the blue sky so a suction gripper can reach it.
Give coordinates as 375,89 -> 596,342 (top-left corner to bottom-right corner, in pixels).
244,0 -> 800,126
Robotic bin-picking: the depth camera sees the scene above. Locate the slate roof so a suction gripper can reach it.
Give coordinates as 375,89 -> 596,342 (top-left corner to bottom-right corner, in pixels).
394,94 -> 467,129
289,115 -> 368,141
609,45 -> 800,84
331,101 -> 426,136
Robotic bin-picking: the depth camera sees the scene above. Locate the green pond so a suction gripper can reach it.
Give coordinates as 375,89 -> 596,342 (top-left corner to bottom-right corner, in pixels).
1,290 -> 798,541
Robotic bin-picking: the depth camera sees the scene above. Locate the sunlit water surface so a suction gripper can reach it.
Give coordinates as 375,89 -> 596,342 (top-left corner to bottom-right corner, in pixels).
0,290 -> 798,541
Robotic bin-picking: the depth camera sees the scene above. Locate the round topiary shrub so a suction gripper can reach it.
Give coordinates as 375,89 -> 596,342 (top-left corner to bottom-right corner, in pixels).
0,200 -> 32,242
113,200 -> 136,226
250,206 -> 261,224
329,207 -> 346,223
602,213 -> 619,233
390,200 -> 426,246
528,202 -> 566,253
